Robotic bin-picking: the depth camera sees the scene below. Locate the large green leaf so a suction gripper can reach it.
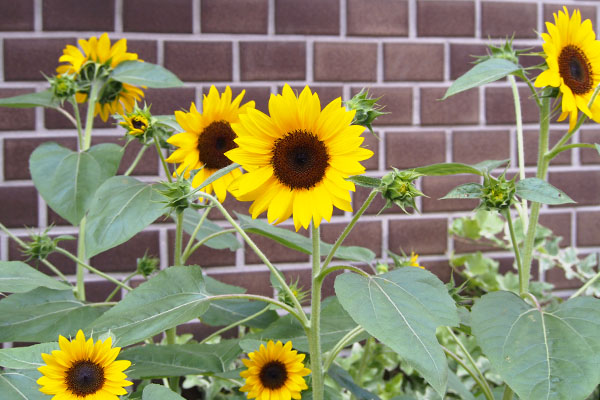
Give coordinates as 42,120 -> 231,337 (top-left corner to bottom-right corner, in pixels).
0,343 -> 59,370
237,214 -> 375,263
0,261 -> 70,293
443,59 -> 520,99
142,384 -> 185,400
85,176 -> 167,257
29,142 -> 122,226
88,266 -> 212,346
0,88 -> 58,108
111,60 -> 183,88
181,208 -> 240,251
327,363 -> 381,400
472,291 -> 600,400
0,288 -> 108,342
121,340 -> 242,379
515,177 -> 574,205
0,372 -> 48,400
335,268 -> 459,397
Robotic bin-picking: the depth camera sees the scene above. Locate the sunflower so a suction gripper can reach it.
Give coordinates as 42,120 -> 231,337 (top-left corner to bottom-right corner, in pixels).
535,7 -> 600,129
120,113 -> 149,136
409,252 -> 425,269
226,84 -> 374,231
56,33 -> 144,122
240,340 -> 310,400
165,86 -> 255,202
37,330 -> 132,400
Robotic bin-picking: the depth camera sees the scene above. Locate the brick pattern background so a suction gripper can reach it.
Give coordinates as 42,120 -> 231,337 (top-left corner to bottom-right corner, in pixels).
1,0 -> 600,340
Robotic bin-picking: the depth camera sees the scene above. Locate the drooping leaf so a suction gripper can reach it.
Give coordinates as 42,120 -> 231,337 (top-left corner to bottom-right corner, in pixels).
237,214 -> 375,263
88,266 -> 212,347
335,268 -> 459,397
0,288 -> 108,342
87,143 -> 123,178
443,59 -> 520,99
111,60 -> 183,88
473,158 -> 510,174
0,372 -> 48,400
121,340 -> 242,379
194,163 -> 241,192
85,176 -> 167,257
414,159 -> 509,177
327,363 -> 381,400
441,183 -> 483,200
515,177 -> 575,205
0,261 -> 70,293
181,208 -> 240,251
346,175 -> 382,189
472,291 -> 600,400
0,342 -> 59,370
0,88 -> 58,108
142,384 -> 186,400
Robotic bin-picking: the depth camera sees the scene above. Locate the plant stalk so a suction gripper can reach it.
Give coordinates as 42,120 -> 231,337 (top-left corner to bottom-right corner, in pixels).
182,229 -> 237,264
104,271 -> 137,302
323,326 -> 364,371
502,385 -> 514,400
181,207 -> 211,262
508,75 -> 529,230
155,139 -> 173,183
308,223 -> 324,400
76,217 -> 87,301
570,266 -> 600,298
443,346 -> 494,400
502,208 -> 525,294
123,144 -> 148,176
200,305 -> 270,344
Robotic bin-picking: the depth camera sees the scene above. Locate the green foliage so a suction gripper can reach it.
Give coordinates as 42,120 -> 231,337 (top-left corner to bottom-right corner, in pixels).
344,88 -> 388,134
0,88 -> 58,108
346,175 -> 382,189
515,177 -> 575,204
0,371 -> 48,400
111,60 -> 183,88
142,384 -> 186,400
181,208 -> 241,251
0,342 -> 59,370
442,59 -> 520,99
413,159 -> 509,177
0,261 -> 70,293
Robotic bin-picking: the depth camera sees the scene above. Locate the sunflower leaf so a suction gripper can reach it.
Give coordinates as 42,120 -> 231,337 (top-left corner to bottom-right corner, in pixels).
327,363 -> 382,400
346,175 -> 382,189
472,291 -> 600,400
0,372 -> 48,400
595,143 -> 600,156
442,58 -> 520,99
0,88 -> 58,108
142,384 -> 186,400
413,159 -> 509,177
335,268 -> 459,397
111,60 -> 183,88
0,342 -> 59,370
193,163 -> 241,192
441,183 -> 483,200
515,177 -> 575,204
180,208 -> 241,251
0,261 -> 71,293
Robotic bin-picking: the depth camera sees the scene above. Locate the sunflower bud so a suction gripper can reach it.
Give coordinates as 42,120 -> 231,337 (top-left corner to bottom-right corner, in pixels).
375,262 -> 389,274
345,88 -> 387,135
380,168 -> 425,214
474,36 -> 529,65
49,74 -> 77,101
157,175 -> 193,214
21,228 -> 74,261
388,250 -> 425,270
481,173 -> 516,211
278,278 -> 309,307
136,252 -> 159,277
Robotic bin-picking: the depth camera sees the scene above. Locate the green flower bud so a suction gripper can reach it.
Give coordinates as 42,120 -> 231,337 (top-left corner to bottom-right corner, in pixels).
473,36 -> 527,65
481,173 -> 516,211
21,228 -> 74,261
49,75 -> 77,101
157,175 -> 193,214
344,88 -> 388,135
375,262 -> 389,274
380,168 -> 426,214
136,252 -> 159,277
278,278 -> 309,307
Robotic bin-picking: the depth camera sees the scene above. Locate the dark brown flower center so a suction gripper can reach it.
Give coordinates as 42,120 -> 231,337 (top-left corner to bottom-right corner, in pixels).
197,120 -> 237,169
558,45 -> 594,95
131,116 -> 146,130
259,361 -> 288,390
271,130 -> 329,190
66,360 -> 105,396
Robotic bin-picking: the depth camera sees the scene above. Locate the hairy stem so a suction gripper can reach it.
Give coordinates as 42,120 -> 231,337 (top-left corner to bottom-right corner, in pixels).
502,208 -> 525,295
443,346 -> 494,400
123,144 -> 148,176
308,224 -> 324,400
155,139 -> 173,183
508,74 -> 529,229
181,207 -> 211,262
200,305 -> 270,344
323,326 -> 364,371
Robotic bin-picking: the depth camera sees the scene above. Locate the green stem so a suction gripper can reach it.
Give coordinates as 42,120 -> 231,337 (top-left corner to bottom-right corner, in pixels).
518,71 -> 542,108
200,305 -> 270,344
165,327 -> 179,392
547,143 -> 597,160
174,211 -> 184,267
70,98 -> 83,144
502,385 -> 514,400
442,346 -> 494,400
53,106 -> 78,129
353,336 -> 374,388
570,268 -> 600,298
123,144 -> 148,176
508,74 -> 529,230
82,80 -> 100,151
76,217 -> 87,301
206,293 -> 303,321
321,189 -> 378,270
308,223 -> 324,400
182,229 -> 237,264
155,139 -> 173,183
502,209 -> 525,294
104,271 -> 136,302
40,259 -> 71,285
55,247 -> 133,291
317,264 -> 370,282
181,207 -> 212,262
323,326 -> 364,372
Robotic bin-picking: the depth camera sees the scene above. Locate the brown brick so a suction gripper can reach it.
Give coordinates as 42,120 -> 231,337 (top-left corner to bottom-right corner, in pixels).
543,5 -> 597,29
7,233 -> 78,276
43,0 -> 114,31
384,43 -> 444,81
47,207 -> 71,227
389,218 -> 447,255
245,227 -> 309,265
453,224 -> 504,254
282,265 -> 355,300
0,0 -> 33,31
0,186 -> 38,227
44,101 -> 114,130
164,42 -> 232,82
385,130 -> 445,170
4,38 -> 75,81
538,213 -> 571,248
144,87 -> 196,116
91,231 -> 160,273
314,43 -> 377,82
168,230 -> 236,267
449,44 -> 488,80
424,258 -> 452,283
347,0 -> 408,36
524,129 -> 571,166
481,2 -> 537,39
0,88 -> 36,130
417,1 -> 474,37
548,171 -> 600,206
351,86 -> 412,125
202,0 -> 268,33
127,40 -> 158,64
321,221 -> 382,257
86,280 -> 121,303
452,129 -> 510,164
485,86 -> 539,125
205,86 -> 271,114
207,269 -> 272,297
240,42 -> 305,81
123,0 -> 192,33
577,211 -> 600,247
581,130 -> 600,165
422,175 -> 480,212
420,88 -> 479,126
4,137 -> 76,180
275,0 -> 339,35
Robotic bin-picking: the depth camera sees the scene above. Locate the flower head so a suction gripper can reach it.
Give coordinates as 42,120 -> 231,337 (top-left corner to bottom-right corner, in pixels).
534,7 -> 600,129
37,330 -> 132,400
226,84 -> 374,230
165,86 -> 255,202
240,340 -> 310,400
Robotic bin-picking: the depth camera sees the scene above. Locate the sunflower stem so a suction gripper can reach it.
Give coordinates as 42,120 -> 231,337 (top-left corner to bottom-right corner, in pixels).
155,139 -> 173,183
353,336 -> 374,391
104,271 -> 137,302
181,207 -> 212,262
502,208 -> 524,293
123,144 -> 148,176
200,305 -> 270,344
442,346 -> 494,400
182,229 -> 237,264
82,80 -> 100,151
502,385 -> 514,400
317,264 -> 370,282
508,74 -> 529,230
309,223 -> 324,400
70,97 -> 84,144
323,326 -> 365,372
173,211 -> 184,267
76,217 -> 87,301
570,267 -> 600,298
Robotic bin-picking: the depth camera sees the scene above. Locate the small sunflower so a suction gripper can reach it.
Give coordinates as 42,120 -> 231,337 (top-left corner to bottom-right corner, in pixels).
240,340 -> 310,400
120,113 -> 149,136
165,86 -> 255,202
409,252 -> 425,269
535,7 -> 600,129
37,330 -> 132,400
226,84 -> 374,231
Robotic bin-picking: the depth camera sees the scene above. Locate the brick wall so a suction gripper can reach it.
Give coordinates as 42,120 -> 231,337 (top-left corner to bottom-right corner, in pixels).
1,0 -> 600,313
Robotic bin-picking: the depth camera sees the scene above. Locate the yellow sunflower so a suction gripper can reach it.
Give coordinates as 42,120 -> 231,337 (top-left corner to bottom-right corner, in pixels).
120,113 -> 149,136
165,86 -> 255,202
240,340 -> 310,400
56,32 -> 144,122
37,330 -> 132,400
409,252 -> 425,269
535,7 -> 600,129
226,84 -> 374,231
